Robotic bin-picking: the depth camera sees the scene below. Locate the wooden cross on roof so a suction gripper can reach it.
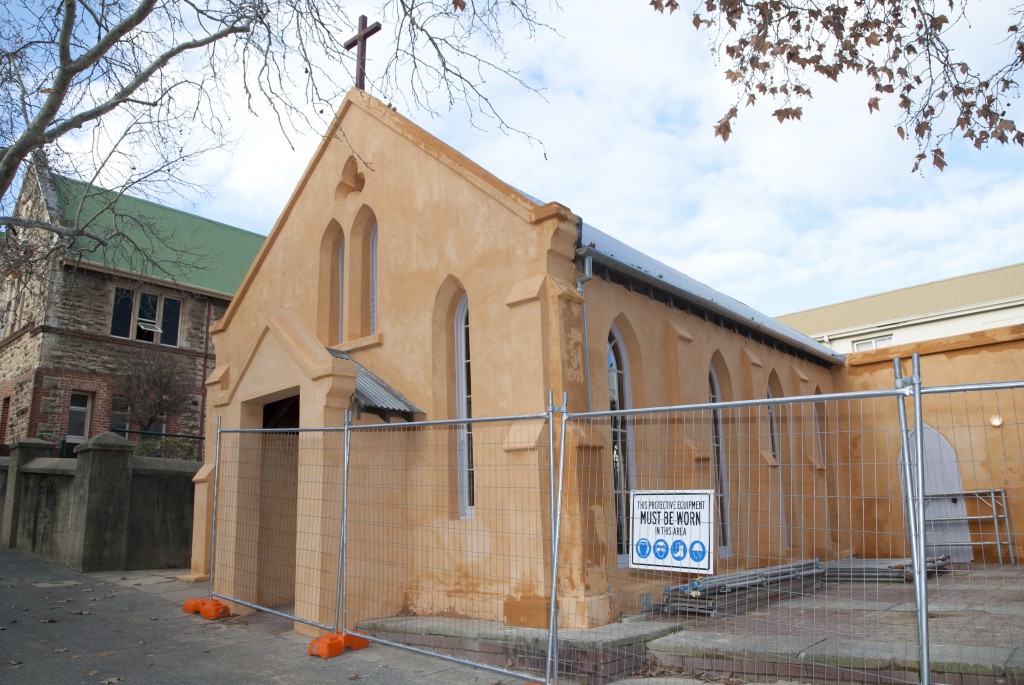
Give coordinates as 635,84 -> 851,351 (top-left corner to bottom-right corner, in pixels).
344,15 -> 382,91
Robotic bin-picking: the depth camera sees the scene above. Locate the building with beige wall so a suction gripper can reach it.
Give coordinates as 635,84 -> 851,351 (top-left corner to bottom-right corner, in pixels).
776,262 -> 1024,354
189,90 -> 849,632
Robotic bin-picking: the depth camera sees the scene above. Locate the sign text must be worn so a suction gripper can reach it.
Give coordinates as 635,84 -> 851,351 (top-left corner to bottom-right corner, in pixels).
630,490 -> 714,573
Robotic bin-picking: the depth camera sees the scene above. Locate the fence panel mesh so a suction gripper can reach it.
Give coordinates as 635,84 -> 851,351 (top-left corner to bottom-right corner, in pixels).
915,384 -> 1023,685
557,384 -> 1023,684
205,380 -> 1024,685
211,429 -> 345,631
343,417 -> 555,684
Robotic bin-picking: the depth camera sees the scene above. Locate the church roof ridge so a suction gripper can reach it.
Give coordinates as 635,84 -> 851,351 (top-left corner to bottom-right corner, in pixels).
515,184 -> 840,365
577,223 -> 843,365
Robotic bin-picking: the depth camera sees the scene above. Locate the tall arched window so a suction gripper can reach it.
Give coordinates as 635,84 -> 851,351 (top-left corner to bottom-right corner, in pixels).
607,328 -> 632,561
337,239 -> 345,342
767,383 -> 789,551
709,366 -> 731,556
455,295 -> 474,518
368,225 -> 378,335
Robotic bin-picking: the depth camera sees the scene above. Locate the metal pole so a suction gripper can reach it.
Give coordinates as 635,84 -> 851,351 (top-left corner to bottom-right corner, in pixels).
910,355 -> 932,685
337,410 -> 353,635
330,421 -> 344,632
893,360 -> 921,565
207,416 -> 223,599
546,393 -> 569,685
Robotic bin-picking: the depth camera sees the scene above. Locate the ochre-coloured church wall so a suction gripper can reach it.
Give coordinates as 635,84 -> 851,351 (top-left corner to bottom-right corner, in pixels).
835,326 -> 1024,563
189,89 -> 1024,634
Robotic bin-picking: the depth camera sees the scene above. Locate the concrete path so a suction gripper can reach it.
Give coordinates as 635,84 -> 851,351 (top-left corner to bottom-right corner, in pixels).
0,547 -> 813,685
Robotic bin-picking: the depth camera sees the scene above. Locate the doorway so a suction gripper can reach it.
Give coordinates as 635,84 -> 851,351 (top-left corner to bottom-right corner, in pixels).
255,394 -> 300,608
903,425 -> 973,563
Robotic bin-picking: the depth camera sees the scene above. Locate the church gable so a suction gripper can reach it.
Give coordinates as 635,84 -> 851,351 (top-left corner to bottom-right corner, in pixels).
209,91 -> 580,424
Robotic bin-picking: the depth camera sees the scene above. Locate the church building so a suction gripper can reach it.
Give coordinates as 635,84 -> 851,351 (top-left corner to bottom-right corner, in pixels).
187,89 -> 855,632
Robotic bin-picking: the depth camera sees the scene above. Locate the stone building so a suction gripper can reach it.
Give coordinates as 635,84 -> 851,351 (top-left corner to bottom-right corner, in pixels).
0,161 -> 264,457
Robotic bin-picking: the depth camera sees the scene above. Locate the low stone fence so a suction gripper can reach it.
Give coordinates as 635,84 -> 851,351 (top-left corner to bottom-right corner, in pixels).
0,433 -> 199,572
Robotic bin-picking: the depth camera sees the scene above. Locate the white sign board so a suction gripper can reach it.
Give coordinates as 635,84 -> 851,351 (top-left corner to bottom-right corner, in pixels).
629,490 -> 714,573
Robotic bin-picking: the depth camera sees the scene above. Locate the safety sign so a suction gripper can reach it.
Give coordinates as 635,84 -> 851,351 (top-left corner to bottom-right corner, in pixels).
630,490 -> 714,573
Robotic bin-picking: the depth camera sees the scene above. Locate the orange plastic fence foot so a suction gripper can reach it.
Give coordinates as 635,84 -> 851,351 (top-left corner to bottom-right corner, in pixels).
308,633 -> 369,659
183,598 -> 230,619
182,597 -> 206,614
199,599 -> 231,620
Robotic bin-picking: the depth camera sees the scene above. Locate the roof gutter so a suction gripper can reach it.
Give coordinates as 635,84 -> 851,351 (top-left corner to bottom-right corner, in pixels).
579,246 -> 844,366
63,258 -> 237,301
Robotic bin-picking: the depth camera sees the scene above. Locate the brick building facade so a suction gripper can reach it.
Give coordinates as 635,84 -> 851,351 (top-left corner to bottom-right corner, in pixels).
0,162 -> 263,456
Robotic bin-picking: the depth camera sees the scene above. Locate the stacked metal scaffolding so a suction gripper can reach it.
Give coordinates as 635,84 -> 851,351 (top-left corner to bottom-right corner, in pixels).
659,560 -> 825,616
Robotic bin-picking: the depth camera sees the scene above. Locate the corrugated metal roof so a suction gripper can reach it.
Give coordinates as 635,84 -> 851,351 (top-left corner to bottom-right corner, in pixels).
579,223 -> 843,365
328,349 -> 422,419
776,262 -> 1024,336
51,175 -> 264,296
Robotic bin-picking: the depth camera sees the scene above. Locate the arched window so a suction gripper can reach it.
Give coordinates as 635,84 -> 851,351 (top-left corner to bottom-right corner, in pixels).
709,366 -> 731,556
337,239 -> 345,342
455,294 -> 473,518
767,382 -> 789,551
368,225 -> 378,335
607,328 -> 632,562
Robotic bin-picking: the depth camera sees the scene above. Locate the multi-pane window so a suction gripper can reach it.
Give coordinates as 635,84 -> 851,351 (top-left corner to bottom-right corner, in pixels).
110,396 -> 130,435
368,225 -> 378,335
852,334 -> 893,352
338,240 -> 345,343
110,287 -> 182,346
767,386 -> 790,551
1,276 -> 24,338
67,392 -> 93,444
0,396 -> 10,445
608,330 -> 631,561
455,295 -> 474,518
709,368 -> 731,555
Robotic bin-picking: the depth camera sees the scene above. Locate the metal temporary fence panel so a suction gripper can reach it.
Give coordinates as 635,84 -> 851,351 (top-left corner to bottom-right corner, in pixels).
554,376 -> 1024,685
913,381 -> 1024,685
341,415 -> 557,684
209,428 -> 346,632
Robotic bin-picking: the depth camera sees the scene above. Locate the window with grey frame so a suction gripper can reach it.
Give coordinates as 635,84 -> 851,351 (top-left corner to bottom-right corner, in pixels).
709,367 -> 732,556
67,392 -> 92,445
455,294 -> 474,518
110,287 -> 182,346
607,329 -> 632,560
766,386 -> 790,551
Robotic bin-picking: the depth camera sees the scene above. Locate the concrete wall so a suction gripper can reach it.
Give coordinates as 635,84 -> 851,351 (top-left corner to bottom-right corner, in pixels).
0,433 -> 199,571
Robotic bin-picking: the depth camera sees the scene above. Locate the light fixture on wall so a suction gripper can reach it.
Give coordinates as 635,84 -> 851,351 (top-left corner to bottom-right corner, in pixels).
990,414 -> 1004,427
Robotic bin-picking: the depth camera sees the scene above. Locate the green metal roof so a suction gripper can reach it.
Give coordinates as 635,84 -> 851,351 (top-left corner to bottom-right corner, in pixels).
51,176 -> 264,297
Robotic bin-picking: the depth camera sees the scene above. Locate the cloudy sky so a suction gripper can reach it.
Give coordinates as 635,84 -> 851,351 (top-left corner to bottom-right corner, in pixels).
181,0 -> 1024,317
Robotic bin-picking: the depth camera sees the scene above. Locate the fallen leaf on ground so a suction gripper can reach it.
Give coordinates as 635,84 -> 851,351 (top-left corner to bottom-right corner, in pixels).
99,651 -> 112,657
54,648 -> 67,653
86,671 -> 98,676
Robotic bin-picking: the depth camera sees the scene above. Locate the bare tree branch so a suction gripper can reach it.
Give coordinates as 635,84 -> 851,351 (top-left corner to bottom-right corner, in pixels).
652,0 -> 1024,169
